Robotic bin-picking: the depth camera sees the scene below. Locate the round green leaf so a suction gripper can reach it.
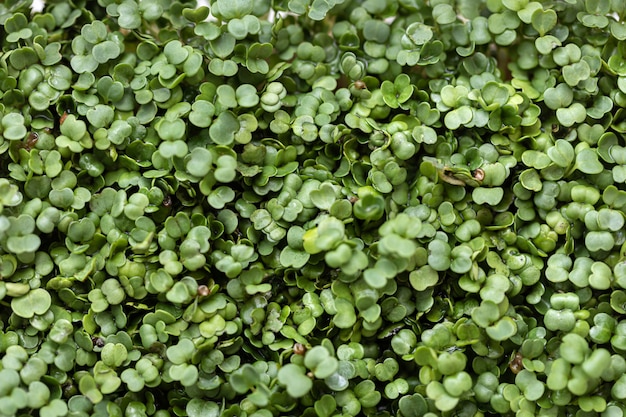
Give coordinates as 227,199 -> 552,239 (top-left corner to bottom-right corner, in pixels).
11,289 -> 52,319
278,364 -> 312,398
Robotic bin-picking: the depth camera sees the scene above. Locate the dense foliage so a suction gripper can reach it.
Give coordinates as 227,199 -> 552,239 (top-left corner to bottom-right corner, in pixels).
1,0 -> 626,415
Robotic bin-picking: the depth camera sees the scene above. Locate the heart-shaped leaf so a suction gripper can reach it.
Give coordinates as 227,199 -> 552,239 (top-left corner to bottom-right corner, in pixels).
556,103 -> 587,127
11,289 -> 51,318
486,316 -> 517,341
531,8 -> 557,36
278,364 -> 312,398
472,187 -> 504,205
547,139 -> 575,167
471,300 -> 501,328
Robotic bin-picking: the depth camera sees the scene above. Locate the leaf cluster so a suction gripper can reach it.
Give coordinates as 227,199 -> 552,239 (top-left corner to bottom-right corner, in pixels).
1,0 -> 626,416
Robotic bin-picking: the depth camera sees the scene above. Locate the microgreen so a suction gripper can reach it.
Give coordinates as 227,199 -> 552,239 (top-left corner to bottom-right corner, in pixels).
1,0 -> 626,415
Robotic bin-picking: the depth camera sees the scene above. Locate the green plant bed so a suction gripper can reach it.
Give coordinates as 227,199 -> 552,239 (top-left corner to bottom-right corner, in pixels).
1,0 -> 626,415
